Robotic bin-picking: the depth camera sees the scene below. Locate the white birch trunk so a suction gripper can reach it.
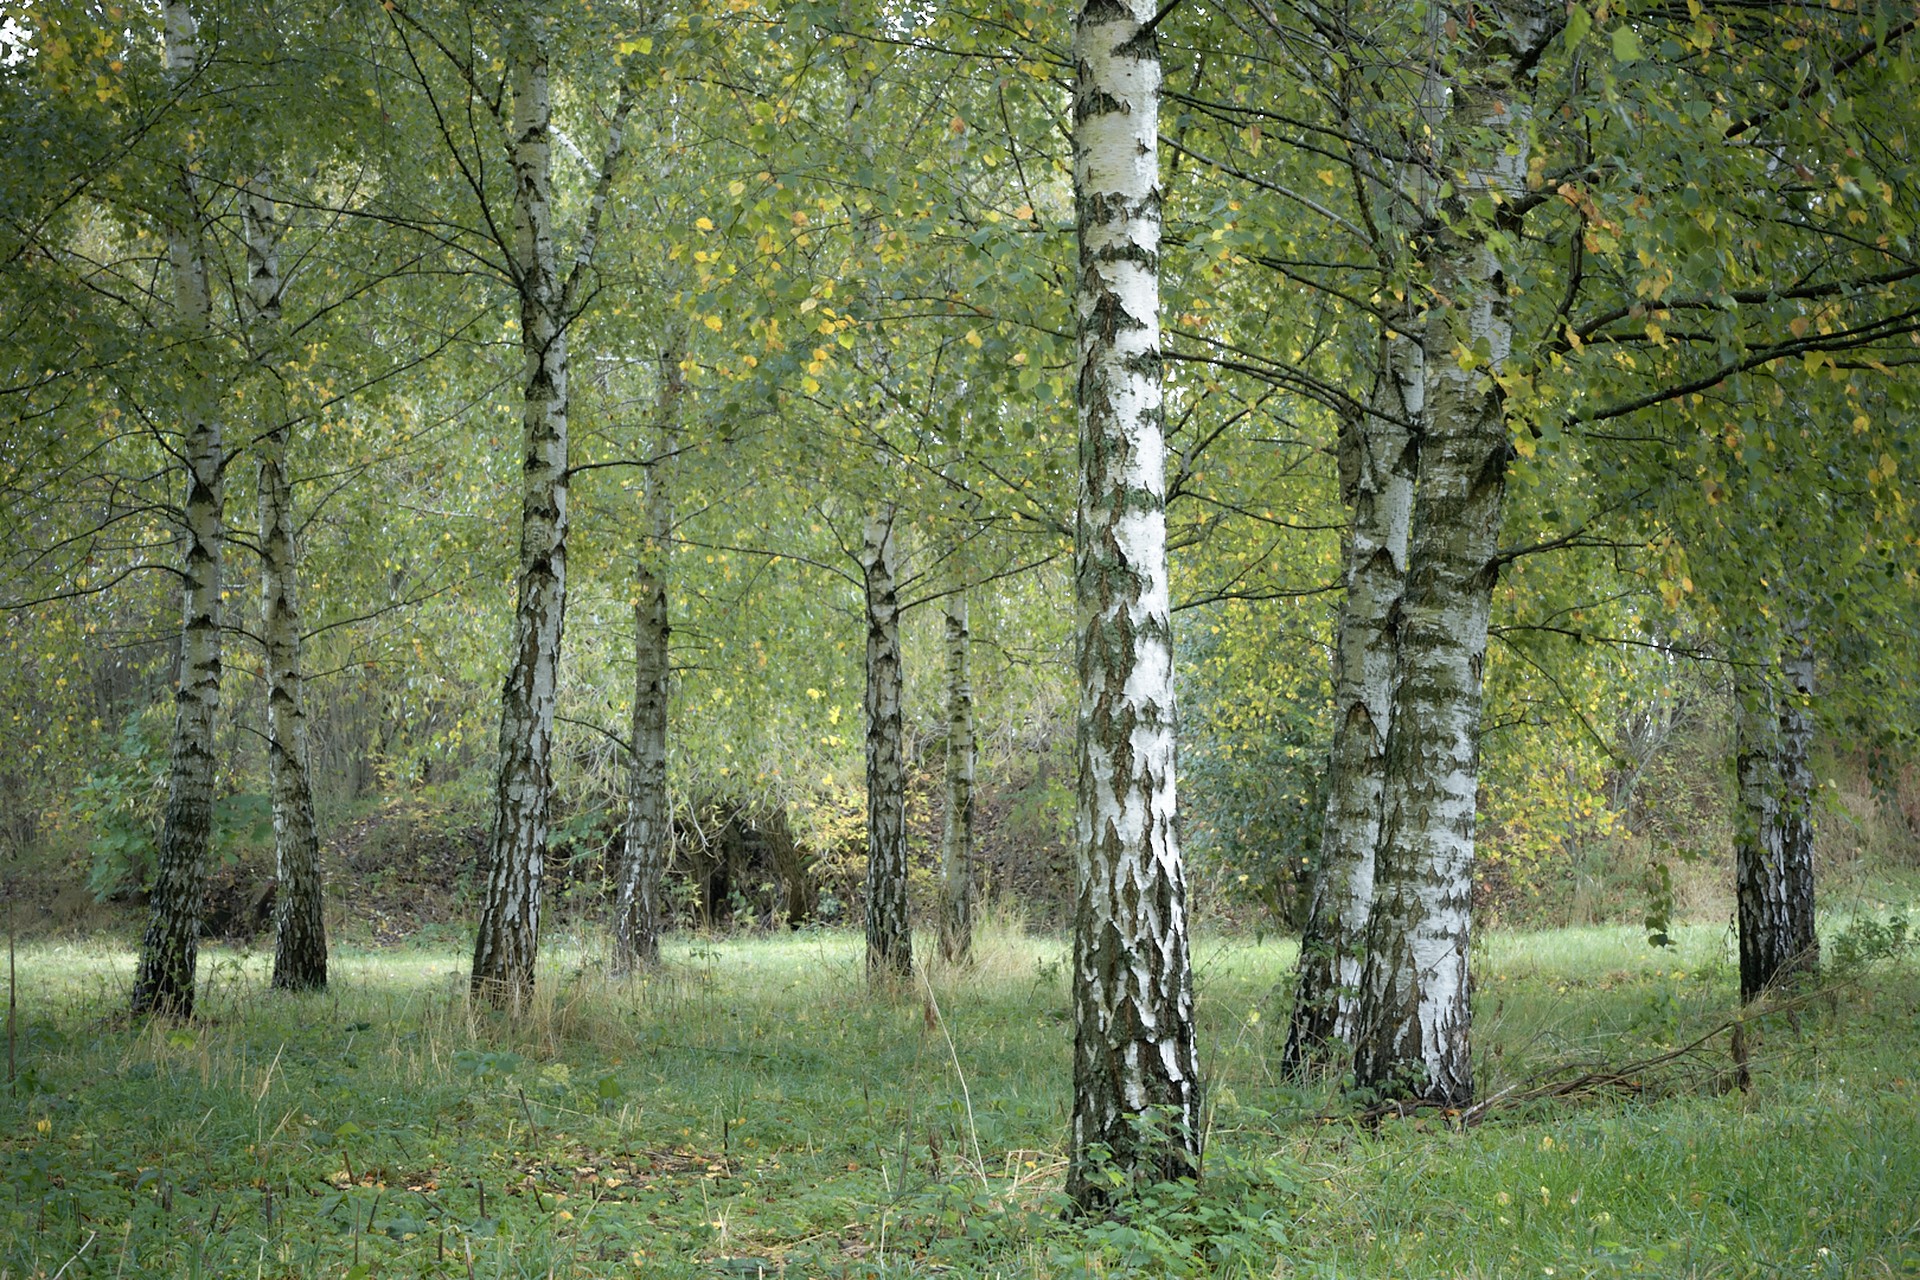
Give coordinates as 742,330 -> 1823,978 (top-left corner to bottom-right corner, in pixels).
1282,334 -> 1418,1074
472,30 -> 570,1011
243,169 -> 328,992
1735,637 -> 1819,1001
862,506 -> 912,979
936,583 -> 977,965
1066,0 -> 1201,1209
612,345 -> 680,974
1350,0 -> 1557,1105
133,0 -> 223,1019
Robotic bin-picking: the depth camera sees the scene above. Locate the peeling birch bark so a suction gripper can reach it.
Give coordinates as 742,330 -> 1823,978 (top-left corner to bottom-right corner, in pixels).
936,582 -> 977,965
133,0 -> 223,1020
1065,0 -> 1201,1210
612,345 -> 680,975
472,31 -> 570,1012
1350,0 -> 1558,1106
1282,334 -> 1418,1075
862,506 -> 912,980
244,169 -> 328,992
1735,637 -> 1819,1001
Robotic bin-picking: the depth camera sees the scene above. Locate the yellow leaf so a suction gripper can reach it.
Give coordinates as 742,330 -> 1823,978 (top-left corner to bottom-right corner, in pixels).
695,216 -> 714,231
964,329 -> 983,348
704,314 -> 724,332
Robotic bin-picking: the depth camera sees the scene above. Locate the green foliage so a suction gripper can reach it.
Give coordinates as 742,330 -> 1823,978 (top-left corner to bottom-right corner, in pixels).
1180,600 -> 1335,920
1829,912 -> 1914,972
74,712 -> 167,901
75,709 -> 274,901
1641,841 -> 1712,949
1061,1142 -> 1299,1277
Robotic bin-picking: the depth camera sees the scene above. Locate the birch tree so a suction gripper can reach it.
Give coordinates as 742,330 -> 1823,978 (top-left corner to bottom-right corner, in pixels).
243,168 -> 327,991
470,17 -> 635,1009
936,580 -> 976,965
1349,0 -> 1558,1105
1065,0 -> 1201,1208
132,0 -> 225,1019
611,343 -> 681,974
861,504 -> 911,979
1734,634 -> 1820,1000
1272,6 -> 1451,1072
1282,344 -> 1417,1072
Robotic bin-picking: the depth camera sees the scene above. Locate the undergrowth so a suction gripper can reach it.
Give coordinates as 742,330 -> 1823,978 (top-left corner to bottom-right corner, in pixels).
0,915 -> 1916,1277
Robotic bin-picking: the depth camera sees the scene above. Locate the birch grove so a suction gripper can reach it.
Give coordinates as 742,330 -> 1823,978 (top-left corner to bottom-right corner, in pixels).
4,1 -> 1917,1240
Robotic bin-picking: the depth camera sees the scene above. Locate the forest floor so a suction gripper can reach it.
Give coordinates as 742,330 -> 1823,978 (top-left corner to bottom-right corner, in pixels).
0,918 -> 1916,1278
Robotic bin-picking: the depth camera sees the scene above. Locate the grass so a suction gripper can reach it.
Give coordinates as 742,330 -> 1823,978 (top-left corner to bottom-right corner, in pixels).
0,914 -> 1916,1278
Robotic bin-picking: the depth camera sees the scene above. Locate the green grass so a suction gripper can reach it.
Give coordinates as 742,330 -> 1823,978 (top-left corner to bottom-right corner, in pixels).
0,917 -> 1915,1278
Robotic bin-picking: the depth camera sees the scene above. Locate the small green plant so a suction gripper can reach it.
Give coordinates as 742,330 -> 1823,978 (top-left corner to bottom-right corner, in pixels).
1830,912 -> 1913,971
1640,841 -> 1707,949
1059,1136 -> 1299,1277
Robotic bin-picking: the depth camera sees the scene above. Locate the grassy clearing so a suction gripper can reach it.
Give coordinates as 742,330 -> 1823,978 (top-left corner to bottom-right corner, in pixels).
0,917 -> 1915,1278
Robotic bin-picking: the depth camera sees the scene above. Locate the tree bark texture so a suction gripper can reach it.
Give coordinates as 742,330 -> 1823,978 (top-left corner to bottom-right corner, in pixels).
936,585 -> 977,965
612,346 -> 680,974
244,169 -> 328,992
862,506 -> 912,980
1065,0 -> 1201,1211
133,0 -> 223,1020
472,33 -> 569,1011
1282,339 -> 1418,1076
1350,0 -> 1557,1106
1735,640 -> 1819,1001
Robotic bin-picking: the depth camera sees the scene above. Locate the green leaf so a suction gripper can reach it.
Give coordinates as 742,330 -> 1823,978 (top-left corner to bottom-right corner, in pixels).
1564,5 -> 1592,49
1611,26 -> 1642,63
